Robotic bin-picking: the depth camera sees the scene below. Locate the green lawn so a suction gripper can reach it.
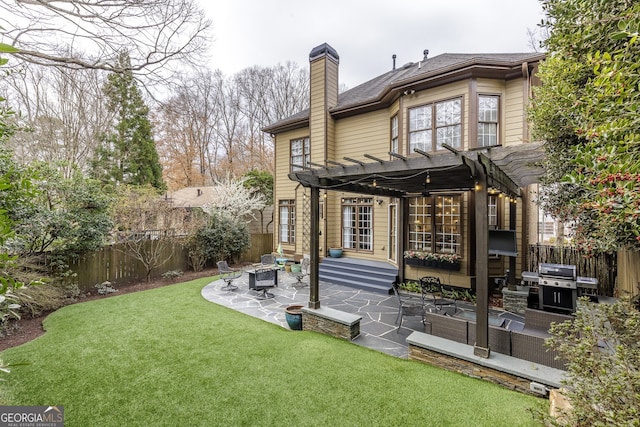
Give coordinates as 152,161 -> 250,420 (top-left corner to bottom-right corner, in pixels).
1,277 -> 543,426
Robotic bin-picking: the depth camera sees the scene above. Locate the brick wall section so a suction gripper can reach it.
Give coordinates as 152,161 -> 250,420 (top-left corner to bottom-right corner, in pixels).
409,344 -> 541,396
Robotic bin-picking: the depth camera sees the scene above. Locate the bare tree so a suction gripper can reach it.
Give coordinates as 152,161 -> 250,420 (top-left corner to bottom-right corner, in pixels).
5,64 -> 112,176
153,70 -> 220,190
112,186 -> 182,282
1,0 -> 211,86
211,71 -> 244,179
153,63 -> 309,188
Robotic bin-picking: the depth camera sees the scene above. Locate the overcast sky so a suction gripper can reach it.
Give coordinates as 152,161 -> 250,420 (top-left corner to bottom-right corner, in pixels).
199,0 -> 545,89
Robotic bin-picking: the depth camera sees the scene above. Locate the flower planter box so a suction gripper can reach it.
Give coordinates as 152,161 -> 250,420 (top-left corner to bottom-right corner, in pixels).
405,258 -> 426,267
405,258 -> 460,271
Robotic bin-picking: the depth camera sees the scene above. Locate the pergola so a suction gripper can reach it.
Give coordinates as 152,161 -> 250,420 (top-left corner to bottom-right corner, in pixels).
289,142 -> 545,358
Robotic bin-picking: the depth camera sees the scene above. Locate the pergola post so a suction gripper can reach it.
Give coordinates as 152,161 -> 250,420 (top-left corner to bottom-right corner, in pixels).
474,162 -> 490,358
308,185 -> 321,309
398,197 -> 408,285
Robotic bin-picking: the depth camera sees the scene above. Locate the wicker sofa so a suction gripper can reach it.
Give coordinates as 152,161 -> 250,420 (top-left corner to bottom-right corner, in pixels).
422,308 -> 573,369
510,309 -> 573,370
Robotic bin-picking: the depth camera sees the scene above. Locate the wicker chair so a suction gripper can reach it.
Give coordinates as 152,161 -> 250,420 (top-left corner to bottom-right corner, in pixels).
424,311 -> 468,344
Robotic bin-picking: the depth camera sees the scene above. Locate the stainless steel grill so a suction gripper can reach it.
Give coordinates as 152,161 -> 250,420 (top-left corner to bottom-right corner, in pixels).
538,263 -> 577,290
538,263 -> 577,312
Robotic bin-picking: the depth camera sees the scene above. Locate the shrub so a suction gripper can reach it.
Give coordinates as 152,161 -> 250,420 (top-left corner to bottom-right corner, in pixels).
162,270 -> 183,280
545,297 -> 640,426
185,212 -> 250,266
15,284 -> 67,318
95,281 -> 118,295
398,281 -> 421,293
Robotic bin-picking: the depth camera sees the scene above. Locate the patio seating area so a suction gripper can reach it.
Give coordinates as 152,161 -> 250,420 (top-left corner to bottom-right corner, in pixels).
201,269 -> 526,358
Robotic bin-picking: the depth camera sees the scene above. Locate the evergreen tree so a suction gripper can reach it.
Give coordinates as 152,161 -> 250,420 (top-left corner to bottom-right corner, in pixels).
531,0 -> 640,253
94,51 -> 165,191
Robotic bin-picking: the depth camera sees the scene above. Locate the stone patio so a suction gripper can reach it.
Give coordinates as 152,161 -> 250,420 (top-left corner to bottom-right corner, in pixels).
201,268 -> 525,359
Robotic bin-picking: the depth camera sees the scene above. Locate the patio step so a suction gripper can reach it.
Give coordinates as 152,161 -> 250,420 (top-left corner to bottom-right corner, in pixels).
319,256 -> 398,293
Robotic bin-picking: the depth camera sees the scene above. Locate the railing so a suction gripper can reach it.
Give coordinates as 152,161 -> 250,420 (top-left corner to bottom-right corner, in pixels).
527,245 -> 617,296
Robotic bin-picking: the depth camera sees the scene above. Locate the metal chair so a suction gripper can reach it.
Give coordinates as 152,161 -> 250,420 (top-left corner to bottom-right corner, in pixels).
260,253 -> 276,267
217,260 -> 242,291
392,285 -> 425,332
291,258 -> 310,288
420,276 -> 457,313
250,267 -> 277,299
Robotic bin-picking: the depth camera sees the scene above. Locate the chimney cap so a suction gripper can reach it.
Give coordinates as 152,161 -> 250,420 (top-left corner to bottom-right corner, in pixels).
309,43 -> 339,62
423,49 -> 429,60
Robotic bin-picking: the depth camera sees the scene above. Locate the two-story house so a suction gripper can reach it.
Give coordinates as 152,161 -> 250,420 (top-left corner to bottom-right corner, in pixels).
263,44 -> 546,354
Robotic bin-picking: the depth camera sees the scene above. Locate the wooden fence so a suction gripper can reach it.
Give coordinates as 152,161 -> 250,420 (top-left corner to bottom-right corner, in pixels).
527,245 -> 617,296
68,241 -> 190,291
68,233 -> 274,291
243,233 -> 273,264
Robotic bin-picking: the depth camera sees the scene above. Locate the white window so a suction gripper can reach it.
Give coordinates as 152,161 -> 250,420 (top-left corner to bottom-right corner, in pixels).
390,115 -> 399,155
279,199 -> 295,243
291,137 -> 310,172
409,98 -> 462,152
435,99 -> 462,150
488,194 -> 499,229
342,198 -> 373,251
409,105 -> 432,153
408,195 -> 461,255
478,95 -> 499,147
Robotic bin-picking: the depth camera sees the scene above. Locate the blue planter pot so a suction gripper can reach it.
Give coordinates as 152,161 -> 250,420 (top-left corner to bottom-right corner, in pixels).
285,305 -> 304,330
329,248 -> 343,258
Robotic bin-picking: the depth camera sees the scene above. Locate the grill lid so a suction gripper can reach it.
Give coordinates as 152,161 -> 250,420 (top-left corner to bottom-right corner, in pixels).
538,263 -> 577,280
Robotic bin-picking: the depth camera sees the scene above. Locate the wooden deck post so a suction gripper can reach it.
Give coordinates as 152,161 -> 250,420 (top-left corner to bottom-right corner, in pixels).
474,162 -> 490,358
309,185 -> 321,309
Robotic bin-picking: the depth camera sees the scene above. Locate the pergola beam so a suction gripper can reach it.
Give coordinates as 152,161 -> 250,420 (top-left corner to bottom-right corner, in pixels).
326,159 -> 346,167
343,156 -> 366,166
364,153 -> 386,163
388,151 -> 407,161
413,148 -> 431,158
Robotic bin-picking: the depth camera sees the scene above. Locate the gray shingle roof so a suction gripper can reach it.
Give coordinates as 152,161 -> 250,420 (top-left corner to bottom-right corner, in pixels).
263,52 -> 545,133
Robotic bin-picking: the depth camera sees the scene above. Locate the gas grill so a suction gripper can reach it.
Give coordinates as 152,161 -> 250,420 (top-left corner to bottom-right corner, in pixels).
538,263 -> 577,312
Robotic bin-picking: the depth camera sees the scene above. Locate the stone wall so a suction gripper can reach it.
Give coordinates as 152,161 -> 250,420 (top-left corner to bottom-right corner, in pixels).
409,344 -> 541,396
301,307 -> 361,340
502,288 -> 529,315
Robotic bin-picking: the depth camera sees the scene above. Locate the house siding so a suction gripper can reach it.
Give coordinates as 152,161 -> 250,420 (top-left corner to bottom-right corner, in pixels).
268,46 -> 542,288
334,110 -> 390,160
274,128 -> 310,256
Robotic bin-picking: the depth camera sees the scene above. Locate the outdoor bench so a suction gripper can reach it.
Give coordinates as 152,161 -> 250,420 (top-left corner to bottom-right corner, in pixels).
420,308 -> 573,370
510,308 -> 573,370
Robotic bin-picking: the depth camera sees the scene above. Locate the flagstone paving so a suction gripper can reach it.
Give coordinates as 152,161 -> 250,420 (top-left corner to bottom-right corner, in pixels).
201,269 -> 523,358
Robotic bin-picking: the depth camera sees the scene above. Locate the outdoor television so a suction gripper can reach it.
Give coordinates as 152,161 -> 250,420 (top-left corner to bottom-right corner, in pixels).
488,229 -> 518,257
